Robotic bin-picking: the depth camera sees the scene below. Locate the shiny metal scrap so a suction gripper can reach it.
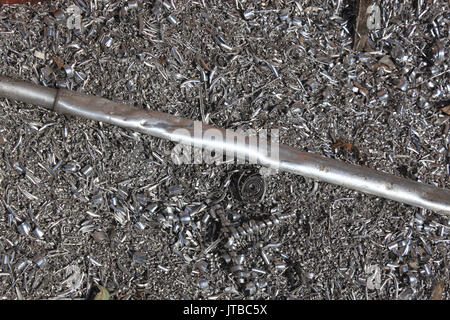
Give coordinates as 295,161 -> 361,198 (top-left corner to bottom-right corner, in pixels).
1,76 -> 450,216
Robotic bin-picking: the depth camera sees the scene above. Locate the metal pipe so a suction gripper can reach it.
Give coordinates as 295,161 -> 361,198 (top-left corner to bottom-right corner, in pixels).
0,76 -> 56,108
1,76 -> 450,216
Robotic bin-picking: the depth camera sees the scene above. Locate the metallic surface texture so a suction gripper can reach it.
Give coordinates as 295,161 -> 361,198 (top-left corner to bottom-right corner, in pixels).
1,76 -> 450,215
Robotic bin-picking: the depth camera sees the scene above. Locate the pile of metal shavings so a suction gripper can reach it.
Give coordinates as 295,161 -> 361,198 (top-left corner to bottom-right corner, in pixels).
0,0 -> 449,300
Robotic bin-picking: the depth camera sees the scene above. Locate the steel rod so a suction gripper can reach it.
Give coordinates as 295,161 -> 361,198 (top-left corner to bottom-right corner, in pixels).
1,76 -> 450,215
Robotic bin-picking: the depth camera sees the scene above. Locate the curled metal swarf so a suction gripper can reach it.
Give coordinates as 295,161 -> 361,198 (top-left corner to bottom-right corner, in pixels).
1,76 -> 450,215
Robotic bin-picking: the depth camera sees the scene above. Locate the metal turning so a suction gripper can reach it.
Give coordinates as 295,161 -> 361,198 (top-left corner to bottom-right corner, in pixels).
1,76 -> 450,215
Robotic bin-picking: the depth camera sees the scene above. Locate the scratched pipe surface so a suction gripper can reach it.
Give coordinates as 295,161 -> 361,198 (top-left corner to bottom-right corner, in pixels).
1,76 -> 450,215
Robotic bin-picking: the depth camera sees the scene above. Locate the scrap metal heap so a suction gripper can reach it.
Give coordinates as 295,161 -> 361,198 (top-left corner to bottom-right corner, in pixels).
0,0 -> 449,299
